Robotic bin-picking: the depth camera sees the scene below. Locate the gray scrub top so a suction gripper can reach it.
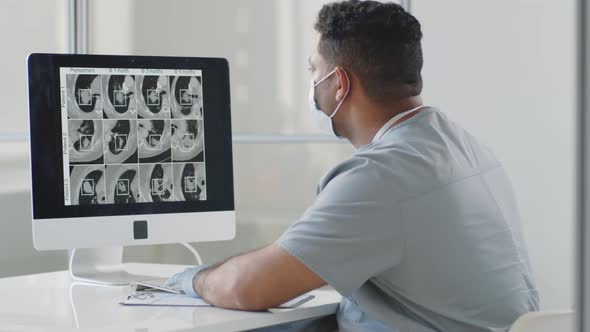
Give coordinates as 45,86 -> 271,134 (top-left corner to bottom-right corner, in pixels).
277,108 -> 539,332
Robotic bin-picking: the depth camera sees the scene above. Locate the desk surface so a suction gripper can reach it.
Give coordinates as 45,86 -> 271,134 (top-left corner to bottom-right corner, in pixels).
0,263 -> 341,332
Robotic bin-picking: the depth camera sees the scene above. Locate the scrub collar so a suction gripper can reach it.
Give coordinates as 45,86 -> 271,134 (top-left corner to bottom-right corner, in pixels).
371,105 -> 428,144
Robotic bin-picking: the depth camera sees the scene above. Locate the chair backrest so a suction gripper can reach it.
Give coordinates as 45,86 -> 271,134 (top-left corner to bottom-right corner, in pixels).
509,310 -> 574,332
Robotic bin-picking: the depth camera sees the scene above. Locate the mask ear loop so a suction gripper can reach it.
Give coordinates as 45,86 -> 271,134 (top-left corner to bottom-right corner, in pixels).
314,68 -> 337,87
328,69 -> 351,119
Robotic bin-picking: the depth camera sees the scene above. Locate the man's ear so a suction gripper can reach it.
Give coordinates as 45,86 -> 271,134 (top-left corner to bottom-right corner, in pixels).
335,67 -> 351,102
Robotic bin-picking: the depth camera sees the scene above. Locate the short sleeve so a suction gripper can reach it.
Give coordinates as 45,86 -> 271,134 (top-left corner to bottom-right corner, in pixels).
276,159 -> 404,298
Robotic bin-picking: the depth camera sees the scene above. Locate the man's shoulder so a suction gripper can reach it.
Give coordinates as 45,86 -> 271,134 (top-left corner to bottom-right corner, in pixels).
316,152 -> 406,203
318,109 -> 503,200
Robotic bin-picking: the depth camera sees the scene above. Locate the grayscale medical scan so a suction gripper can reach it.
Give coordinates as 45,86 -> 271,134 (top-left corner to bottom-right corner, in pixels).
60,67 -> 207,206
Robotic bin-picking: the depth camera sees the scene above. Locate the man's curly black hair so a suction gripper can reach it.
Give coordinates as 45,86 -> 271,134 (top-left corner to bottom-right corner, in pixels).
315,0 -> 423,104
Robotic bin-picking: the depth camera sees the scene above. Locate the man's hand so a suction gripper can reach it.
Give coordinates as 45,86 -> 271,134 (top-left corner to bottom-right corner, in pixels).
164,265 -> 208,297
193,244 -> 326,311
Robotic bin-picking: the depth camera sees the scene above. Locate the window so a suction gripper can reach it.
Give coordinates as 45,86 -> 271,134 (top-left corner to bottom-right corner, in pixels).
88,0 -> 356,230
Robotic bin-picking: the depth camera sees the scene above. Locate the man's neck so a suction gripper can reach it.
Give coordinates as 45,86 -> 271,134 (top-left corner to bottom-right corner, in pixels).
348,96 -> 424,149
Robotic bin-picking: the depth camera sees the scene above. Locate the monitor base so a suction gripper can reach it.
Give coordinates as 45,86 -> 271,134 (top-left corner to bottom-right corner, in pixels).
68,247 -> 159,286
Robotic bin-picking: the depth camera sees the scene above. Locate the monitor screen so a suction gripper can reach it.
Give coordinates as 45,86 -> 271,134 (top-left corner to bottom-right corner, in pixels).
61,68 -> 207,206
28,54 -> 234,220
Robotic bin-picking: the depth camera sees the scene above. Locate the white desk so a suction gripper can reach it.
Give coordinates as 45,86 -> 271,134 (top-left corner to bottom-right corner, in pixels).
0,263 -> 341,332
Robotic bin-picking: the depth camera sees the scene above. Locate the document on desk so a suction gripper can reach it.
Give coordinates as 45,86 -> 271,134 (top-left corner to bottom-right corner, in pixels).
122,292 -> 211,307
121,291 -> 315,309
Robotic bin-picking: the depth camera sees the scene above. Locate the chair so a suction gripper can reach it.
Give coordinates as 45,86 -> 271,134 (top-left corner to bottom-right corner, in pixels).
509,310 -> 574,332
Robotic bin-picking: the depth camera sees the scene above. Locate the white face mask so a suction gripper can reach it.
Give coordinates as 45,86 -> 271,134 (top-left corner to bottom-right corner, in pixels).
309,68 -> 350,138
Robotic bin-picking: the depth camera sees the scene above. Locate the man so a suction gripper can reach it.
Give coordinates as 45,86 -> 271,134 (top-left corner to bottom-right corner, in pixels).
166,1 -> 539,331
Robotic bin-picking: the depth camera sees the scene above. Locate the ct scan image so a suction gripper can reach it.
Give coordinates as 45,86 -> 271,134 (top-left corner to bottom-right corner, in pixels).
68,119 -> 104,164
69,165 -> 107,205
67,74 -> 103,119
136,75 -> 171,119
60,67 -> 209,206
171,119 -> 204,162
173,163 -> 206,201
105,164 -> 140,204
102,75 -> 136,119
139,163 -> 175,202
170,76 -> 203,119
103,119 -> 138,164
138,119 -> 171,163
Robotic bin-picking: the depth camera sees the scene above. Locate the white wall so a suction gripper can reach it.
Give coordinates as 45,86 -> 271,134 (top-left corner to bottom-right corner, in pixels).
414,0 -> 576,310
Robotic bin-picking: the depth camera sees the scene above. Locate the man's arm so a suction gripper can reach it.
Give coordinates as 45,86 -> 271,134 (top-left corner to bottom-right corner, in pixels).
194,244 -> 326,311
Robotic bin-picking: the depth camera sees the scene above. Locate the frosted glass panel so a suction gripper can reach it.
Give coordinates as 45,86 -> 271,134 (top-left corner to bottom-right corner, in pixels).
0,0 -> 67,134
233,142 -> 355,225
88,0 -> 332,134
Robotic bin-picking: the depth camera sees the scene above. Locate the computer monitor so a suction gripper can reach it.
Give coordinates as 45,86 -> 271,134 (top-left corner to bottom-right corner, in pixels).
27,54 -> 235,284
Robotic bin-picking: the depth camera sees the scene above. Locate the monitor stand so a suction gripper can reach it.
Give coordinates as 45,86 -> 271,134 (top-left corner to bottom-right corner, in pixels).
68,247 -> 159,285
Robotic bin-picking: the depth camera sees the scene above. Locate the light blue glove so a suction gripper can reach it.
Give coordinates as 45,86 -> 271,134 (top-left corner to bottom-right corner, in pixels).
164,265 -> 208,297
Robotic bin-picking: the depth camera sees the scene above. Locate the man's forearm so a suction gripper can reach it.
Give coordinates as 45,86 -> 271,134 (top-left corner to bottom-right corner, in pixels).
191,244 -> 325,311
193,260 -> 244,309
193,252 -> 266,310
